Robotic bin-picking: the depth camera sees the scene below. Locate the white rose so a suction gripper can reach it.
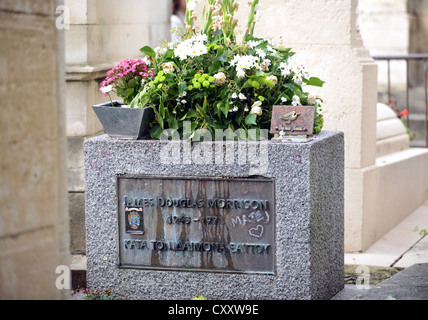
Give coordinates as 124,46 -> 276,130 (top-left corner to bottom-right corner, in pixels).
307,94 -> 316,105
213,72 -> 226,85
265,75 -> 278,87
162,62 -> 174,73
250,100 -> 263,116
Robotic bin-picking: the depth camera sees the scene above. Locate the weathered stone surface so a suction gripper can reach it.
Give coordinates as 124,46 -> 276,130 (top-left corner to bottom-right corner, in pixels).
69,192 -> 86,255
0,0 -> 69,299
84,131 -> 344,300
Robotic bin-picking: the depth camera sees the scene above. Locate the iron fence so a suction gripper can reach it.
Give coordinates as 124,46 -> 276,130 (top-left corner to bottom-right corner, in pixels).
372,54 -> 428,148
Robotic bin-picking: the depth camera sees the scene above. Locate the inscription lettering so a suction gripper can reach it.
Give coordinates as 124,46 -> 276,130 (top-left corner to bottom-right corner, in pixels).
123,239 -> 271,255
124,239 -> 148,250
124,196 -> 269,210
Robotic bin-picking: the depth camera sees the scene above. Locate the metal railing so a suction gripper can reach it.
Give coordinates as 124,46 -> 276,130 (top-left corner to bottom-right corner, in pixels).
372,54 -> 428,148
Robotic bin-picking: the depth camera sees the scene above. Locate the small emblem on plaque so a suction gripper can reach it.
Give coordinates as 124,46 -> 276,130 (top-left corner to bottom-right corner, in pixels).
280,111 -> 300,125
125,207 -> 144,234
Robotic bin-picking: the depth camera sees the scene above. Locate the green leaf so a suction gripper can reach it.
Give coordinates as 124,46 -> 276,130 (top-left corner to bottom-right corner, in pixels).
180,109 -> 200,120
292,85 -> 306,99
307,77 -> 325,87
221,102 -> 230,118
128,79 -> 137,88
209,61 -> 221,74
140,46 -> 156,58
242,79 -> 253,89
245,114 -> 257,126
150,125 -> 163,139
167,115 -> 179,130
214,54 -> 227,63
164,48 -> 174,60
235,111 -> 244,126
125,88 -> 134,98
179,82 -> 187,97
159,100 -> 165,119
214,101 -> 223,118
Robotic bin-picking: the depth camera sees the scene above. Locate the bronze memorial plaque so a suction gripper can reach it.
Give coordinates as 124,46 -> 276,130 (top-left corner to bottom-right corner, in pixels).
270,105 -> 315,136
117,176 -> 275,274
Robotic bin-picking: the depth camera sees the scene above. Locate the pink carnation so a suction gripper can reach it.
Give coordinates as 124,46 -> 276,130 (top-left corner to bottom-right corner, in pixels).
99,58 -> 153,91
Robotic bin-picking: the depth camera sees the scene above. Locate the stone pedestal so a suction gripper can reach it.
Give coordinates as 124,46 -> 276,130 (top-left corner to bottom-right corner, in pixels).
84,131 -> 344,300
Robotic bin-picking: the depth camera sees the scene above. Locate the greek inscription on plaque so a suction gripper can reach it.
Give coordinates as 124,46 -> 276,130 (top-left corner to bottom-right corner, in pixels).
117,176 -> 275,274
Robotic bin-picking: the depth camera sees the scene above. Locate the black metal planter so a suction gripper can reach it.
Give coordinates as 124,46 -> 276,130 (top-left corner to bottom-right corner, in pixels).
92,101 -> 154,139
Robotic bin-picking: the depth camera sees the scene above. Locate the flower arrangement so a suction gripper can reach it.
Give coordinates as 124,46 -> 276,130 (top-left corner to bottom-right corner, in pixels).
103,0 -> 325,139
100,58 -> 154,105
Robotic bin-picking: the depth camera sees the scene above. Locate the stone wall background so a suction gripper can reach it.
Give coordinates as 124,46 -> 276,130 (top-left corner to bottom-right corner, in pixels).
0,0 -> 69,299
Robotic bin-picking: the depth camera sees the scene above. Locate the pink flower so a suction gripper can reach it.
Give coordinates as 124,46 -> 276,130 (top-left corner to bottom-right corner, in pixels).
99,58 -> 154,100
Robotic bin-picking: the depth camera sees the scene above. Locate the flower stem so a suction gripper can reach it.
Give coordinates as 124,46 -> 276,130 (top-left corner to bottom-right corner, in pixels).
108,94 -> 115,107
245,0 -> 259,40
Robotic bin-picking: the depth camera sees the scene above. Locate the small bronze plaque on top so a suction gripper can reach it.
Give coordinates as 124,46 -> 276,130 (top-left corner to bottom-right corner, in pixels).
270,105 -> 315,136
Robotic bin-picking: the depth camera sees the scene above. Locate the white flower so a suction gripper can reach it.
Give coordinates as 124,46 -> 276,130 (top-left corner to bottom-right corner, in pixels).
307,94 -> 316,106
260,59 -> 271,72
280,97 -> 287,103
232,106 -> 239,112
236,69 -> 246,78
266,45 -> 276,53
162,62 -> 174,73
231,54 -> 259,78
181,100 -> 187,104
174,35 -> 208,60
255,49 -> 266,59
265,75 -> 278,87
279,57 -> 309,84
230,55 -> 239,66
231,93 -> 238,99
101,85 -> 113,94
279,62 -> 292,77
238,93 -> 247,100
213,72 -> 227,86
195,34 -> 208,42
247,40 -> 262,48
292,95 -> 301,106
293,74 -> 302,85
154,46 -> 167,58
237,55 -> 258,69
250,101 -> 263,116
